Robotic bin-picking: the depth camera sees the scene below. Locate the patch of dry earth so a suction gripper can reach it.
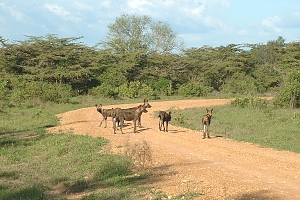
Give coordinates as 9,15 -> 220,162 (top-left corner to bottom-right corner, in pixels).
48,99 -> 300,199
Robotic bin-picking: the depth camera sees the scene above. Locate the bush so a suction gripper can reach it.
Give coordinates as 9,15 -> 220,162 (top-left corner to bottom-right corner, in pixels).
154,77 -> 170,96
221,72 -> 257,95
119,81 -> 154,99
273,71 -> 300,108
178,83 -> 211,97
9,81 -> 72,103
89,84 -> 117,99
231,97 -> 268,108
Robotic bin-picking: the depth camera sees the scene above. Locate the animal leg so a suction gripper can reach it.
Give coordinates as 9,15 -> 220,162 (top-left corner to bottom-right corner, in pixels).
165,121 -> 168,132
113,117 -> 116,134
162,121 -> 166,132
134,119 -> 137,133
158,116 -> 163,131
138,116 -> 142,127
203,124 -> 207,139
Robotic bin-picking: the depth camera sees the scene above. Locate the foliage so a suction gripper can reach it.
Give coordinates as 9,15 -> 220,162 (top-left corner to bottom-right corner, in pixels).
119,81 -> 154,99
154,77 -> 170,96
273,70 -> 300,108
178,82 -> 211,97
103,13 -> 184,54
230,97 -> 268,108
0,18 -> 299,105
221,72 -> 257,95
89,84 -> 117,98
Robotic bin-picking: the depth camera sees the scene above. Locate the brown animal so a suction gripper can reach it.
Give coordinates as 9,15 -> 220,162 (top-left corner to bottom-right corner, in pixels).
95,104 -> 116,128
113,104 -> 148,134
158,111 -> 171,132
96,99 -> 151,128
202,108 -> 213,139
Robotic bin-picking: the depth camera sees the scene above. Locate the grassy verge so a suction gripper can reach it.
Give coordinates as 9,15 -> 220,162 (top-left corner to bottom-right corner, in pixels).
0,97 -> 169,200
170,99 -> 300,153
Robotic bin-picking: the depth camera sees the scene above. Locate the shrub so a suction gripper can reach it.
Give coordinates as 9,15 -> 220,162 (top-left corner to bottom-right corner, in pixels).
231,97 -> 268,108
154,77 -> 170,96
9,81 -> 72,103
119,81 -> 154,99
221,72 -> 257,95
273,71 -> 300,108
178,82 -> 211,97
89,84 -> 117,98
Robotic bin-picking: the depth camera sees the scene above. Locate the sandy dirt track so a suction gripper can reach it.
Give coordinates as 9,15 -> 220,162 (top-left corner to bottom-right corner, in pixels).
48,99 -> 300,199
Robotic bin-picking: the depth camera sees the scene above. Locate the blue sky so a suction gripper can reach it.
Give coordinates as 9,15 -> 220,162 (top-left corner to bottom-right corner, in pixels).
1,0 -> 300,48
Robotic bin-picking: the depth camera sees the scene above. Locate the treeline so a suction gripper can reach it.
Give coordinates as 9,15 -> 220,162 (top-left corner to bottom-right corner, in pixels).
0,14 -> 300,108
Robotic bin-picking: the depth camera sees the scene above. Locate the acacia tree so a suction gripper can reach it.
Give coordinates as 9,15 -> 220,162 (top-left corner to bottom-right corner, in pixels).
99,14 -> 184,97
103,14 -> 184,54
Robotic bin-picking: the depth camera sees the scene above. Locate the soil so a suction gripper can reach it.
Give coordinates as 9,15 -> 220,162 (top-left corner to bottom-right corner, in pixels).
48,99 -> 300,200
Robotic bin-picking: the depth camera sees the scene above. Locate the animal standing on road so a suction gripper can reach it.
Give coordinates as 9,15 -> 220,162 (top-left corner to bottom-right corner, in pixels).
158,111 -> 171,132
95,104 -> 116,128
113,104 -> 149,134
96,99 -> 151,128
202,108 -> 213,139
120,99 -> 152,127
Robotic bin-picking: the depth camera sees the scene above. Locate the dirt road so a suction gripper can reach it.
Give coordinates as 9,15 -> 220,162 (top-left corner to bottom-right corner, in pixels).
48,99 -> 300,199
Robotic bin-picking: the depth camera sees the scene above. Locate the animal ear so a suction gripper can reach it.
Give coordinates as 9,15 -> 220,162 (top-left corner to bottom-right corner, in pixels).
211,109 -> 213,111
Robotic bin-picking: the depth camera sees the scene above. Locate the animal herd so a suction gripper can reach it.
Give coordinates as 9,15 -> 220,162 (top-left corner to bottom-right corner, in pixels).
95,99 -> 213,139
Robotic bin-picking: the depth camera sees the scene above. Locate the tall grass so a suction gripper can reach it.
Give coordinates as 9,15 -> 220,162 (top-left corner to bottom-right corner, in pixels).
170,99 -> 300,153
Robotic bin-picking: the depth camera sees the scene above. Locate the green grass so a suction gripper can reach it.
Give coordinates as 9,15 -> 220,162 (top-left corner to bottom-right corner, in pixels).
170,101 -> 300,153
0,97 -> 171,200
3,96 -> 298,199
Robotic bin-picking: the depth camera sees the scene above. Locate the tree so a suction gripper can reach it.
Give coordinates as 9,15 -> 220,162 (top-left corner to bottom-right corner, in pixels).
103,14 -> 184,54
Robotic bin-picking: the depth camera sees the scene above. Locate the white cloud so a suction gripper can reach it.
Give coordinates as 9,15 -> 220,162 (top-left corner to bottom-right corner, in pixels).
44,3 -> 82,23
0,3 -> 24,22
100,1 -> 112,8
163,0 -> 175,7
238,30 -> 247,35
73,2 -> 93,11
127,0 -> 152,9
262,16 -> 281,32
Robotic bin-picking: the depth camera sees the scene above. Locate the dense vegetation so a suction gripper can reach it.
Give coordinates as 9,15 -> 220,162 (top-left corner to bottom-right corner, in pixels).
1,14 -> 300,107
1,14 -> 300,199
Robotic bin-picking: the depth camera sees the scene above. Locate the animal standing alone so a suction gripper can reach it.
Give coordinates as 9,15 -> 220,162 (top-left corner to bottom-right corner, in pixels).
158,111 -> 171,132
202,108 -> 213,139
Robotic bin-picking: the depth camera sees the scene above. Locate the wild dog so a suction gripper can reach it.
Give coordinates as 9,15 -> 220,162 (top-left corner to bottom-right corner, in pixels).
96,99 -> 151,128
202,108 -> 213,139
158,111 -> 171,132
95,104 -> 116,128
113,104 -> 148,134
118,99 -> 151,127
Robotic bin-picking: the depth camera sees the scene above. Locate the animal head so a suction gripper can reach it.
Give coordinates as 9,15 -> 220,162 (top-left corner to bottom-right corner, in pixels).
139,104 -> 148,113
143,99 -> 152,108
95,104 -> 103,113
206,108 -> 213,117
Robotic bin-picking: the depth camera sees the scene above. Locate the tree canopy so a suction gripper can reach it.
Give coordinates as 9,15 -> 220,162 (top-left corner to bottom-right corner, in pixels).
1,14 -> 300,107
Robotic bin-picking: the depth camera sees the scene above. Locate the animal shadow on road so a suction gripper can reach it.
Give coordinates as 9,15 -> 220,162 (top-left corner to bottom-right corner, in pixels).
166,129 -> 187,134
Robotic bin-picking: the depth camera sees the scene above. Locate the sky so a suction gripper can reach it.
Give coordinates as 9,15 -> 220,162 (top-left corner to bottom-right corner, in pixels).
1,0 -> 300,48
